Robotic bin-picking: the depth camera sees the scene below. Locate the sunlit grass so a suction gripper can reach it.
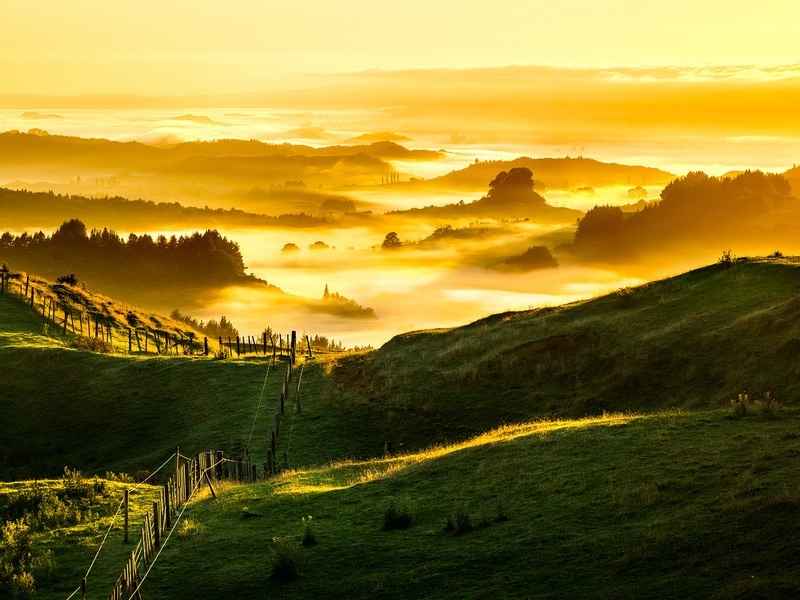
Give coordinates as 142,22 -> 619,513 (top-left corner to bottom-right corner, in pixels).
274,412 -> 644,495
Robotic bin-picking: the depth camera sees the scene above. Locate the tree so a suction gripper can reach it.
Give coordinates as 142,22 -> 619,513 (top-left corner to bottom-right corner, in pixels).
382,232 -> 402,249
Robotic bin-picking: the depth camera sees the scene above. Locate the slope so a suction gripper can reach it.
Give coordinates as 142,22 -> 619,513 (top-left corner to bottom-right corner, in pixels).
136,409 -> 800,599
328,258 -> 800,452
0,290 -> 296,479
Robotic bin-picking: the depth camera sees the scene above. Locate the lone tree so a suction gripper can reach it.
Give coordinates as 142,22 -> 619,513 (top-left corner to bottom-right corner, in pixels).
382,232 -> 402,249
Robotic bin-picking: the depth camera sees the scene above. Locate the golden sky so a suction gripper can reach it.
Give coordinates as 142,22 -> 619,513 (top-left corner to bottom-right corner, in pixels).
2,0 -> 800,95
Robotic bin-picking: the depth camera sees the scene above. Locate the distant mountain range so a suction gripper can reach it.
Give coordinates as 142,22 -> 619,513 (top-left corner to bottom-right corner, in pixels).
0,130 -> 443,182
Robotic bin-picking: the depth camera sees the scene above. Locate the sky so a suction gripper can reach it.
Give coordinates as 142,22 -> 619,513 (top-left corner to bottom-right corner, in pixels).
2,0 -> 800,96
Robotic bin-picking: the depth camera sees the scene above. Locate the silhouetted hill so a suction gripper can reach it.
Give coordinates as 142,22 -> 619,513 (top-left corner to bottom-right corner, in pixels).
785,165 -> 800,195
0,130 -> 442,175
571,171 -> 799,263
421,156 -> 674,191
0,187 -> 327,230
345,131 -> 411,144
391,167 -> 580,223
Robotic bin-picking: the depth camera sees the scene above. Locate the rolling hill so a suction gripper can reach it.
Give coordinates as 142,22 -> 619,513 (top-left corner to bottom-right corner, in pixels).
417,156 -> 674,191
6,258 -> 800,599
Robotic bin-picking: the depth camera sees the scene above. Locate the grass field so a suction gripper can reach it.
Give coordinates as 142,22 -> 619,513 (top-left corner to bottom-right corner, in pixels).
122,409 -> 800,599
329,258 -> 800,452
0,291 -> 294,479
5,258 -> 800,598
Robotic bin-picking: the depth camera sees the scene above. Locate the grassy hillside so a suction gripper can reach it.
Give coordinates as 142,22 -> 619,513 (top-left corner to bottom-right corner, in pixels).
6,258 -> 800,598
0,291 -> 306,479
120,409 -> 800,599
328,258 -> 800,452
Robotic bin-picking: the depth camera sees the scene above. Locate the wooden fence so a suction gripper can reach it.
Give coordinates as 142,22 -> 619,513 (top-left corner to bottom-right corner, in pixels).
0,267 -> 325,359
0,267 -> 204,355
106,449 -> 259,600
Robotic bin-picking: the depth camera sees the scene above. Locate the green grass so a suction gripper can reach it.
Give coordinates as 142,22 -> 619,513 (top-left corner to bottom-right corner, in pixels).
0,477 -> 164,599
96,409 -> 800,599
6,258 -> 800,598
328,259 -> 800,452
0,292 -> 294,479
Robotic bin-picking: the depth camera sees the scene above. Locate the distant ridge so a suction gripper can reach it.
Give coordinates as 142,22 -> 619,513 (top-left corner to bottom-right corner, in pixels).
419,156 -> 674,191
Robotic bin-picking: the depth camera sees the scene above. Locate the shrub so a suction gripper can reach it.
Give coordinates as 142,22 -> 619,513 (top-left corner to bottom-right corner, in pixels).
729,391 -> 781,418
383,501 -> 414,530
755,391 -> 781,417
1,519 -> 35,595
730,393 -> 749,418
301,516 -> 317,547
719,249 -> 734,266
270,538 -> 301,582
177,518 -> 205,540
444,508 -> 474,535
56,273 -> 78,286
69,336 -> 113,353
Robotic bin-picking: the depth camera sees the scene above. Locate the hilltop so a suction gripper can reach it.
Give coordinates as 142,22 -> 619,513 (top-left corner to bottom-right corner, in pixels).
390,167 -> 580,223
326,258 -> 800,452
0,130 -> 441,187
415,156 -> 674,191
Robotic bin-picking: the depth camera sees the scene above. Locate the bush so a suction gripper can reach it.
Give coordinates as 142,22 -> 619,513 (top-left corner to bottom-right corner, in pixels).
719,249 -> 734,266
444,509 -> 474,535
0,519 -> 34,595
56,273 -> 78,286
729,391 -> 781,418
301,516 -> 317,547
270,538 -> 302,582
383,501 -> 414,530
69,336 -> 113,353
177,518 -> 205,540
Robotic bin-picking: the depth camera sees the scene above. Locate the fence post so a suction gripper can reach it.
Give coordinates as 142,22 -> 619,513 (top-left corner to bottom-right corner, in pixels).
80,577 -> 86,599
163,483 -> 171,528
263,331 -> 267,354
215,450 -> 223,479
236,336 -> 240,357
204,337 -> 209,355
291,330 -> 296,364
128,329 -> 132,353
123,488 -> 129,543
152,501 -> 161,547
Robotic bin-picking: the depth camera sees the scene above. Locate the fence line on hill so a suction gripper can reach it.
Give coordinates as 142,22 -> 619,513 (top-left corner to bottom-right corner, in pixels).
55,328 -> 315,599
0,266 -> 337,358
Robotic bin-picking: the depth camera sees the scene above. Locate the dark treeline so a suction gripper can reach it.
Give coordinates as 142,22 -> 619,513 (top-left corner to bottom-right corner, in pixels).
572,171 -> 798,261
170,309 -> 239,339
0,219 -> 248,286
0,187 -> 326,231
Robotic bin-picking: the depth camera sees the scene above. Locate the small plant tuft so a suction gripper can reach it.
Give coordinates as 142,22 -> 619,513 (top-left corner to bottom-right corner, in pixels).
270,538 -> 302,582
301,515 -> 317,547
445,508 -> 474,535
383,500 -> 414,531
